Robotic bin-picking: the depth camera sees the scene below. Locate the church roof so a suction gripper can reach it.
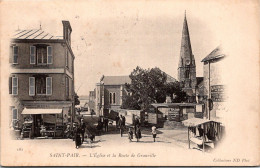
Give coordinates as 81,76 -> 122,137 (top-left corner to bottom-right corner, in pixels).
102,76 -> 131,85
166,74 -> 177,83
196,77 -> 204,86
202,46 -> 225,62
179,12 -> 195,67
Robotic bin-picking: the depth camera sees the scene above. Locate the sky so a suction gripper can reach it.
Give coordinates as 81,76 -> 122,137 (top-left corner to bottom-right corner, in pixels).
2,0 -> 233,96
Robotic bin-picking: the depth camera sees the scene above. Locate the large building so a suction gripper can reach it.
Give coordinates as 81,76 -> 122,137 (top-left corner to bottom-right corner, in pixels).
9,21 -> 75,137
94,75 -> 131,116
202,46 -> 226,120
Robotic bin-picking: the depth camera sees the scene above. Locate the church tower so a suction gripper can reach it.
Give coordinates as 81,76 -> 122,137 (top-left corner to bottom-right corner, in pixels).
178,12 -> 196,97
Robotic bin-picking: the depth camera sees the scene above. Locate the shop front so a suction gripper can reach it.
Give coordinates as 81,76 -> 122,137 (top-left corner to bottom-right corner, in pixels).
21,108 -> 70,138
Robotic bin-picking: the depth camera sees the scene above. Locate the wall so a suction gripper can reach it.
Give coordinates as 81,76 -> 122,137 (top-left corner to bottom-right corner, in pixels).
203,58 -> 226,119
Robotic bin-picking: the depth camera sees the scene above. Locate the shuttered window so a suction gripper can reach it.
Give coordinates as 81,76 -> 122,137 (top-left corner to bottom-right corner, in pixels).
30,46 -> 36,64
47,46 -> 53,64
66,50 -> 68,67
29,77 -> 35,96
13,46 -> 18,64
9,77 -> 12,94
12,108 -> 18,120
46,77 -> 52,95
12,77 -> 18,95
65,77 -> 69,96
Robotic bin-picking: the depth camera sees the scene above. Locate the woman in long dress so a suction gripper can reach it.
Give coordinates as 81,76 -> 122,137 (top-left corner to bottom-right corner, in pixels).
135,125 -> 142,142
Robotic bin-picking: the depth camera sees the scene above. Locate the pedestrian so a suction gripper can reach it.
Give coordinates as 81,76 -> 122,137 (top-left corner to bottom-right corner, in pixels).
72,123 -> 77,141
96,117 -> 103,135
119,115 -> 124,137
80,119 -> 86,143
75,126 -> 82,149
115,114 -> 120,128
152,126 -> 157,142
134,116 -> 140,133
128,128 -> 133,142
104,117 -> 109,132
122,115 -> 126,127
135,125 -> 142,142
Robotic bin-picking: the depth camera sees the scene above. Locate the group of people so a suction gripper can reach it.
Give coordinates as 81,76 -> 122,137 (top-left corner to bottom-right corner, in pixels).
96,116 -> 109,134
117,115 -> 157,143
67,118 -> 95,149
70,114 -> 158,148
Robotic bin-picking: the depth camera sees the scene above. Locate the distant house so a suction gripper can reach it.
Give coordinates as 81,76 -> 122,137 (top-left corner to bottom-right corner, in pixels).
88,91 -> 96,113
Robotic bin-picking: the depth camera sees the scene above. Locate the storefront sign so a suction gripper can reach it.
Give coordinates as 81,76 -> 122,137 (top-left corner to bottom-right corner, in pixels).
148,113 -> 157,124
43,114 -> 56,124
168,108 -> 180,121
211,85 -> 225,102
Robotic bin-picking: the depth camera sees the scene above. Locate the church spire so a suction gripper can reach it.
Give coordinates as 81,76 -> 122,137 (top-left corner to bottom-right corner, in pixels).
178,11 -> 194,68
177,11 -> 196,94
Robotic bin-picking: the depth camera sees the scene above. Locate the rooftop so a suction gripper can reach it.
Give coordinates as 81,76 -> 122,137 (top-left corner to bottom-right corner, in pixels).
102,75 -> 131,85
12,29 -> 63,40
201,46 -> 225,62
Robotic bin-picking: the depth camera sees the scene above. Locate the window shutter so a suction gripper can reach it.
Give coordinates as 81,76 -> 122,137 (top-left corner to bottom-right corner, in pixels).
29,77 -> 35,96
13,46 -> 18,64
12,77 -> 18,95
12,108 -> 18,120
65,77 -> 69,96
30,46 -> 36,64
9,77 -> 12,94
66,50 -> 68,67
46,77 -> 52,95
47,46 -> 53,64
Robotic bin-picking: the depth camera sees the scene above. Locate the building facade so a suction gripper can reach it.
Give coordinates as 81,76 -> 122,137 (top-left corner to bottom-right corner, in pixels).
202,46 -> 226,120
94,75 -> 131,116
9,21 -> 75,137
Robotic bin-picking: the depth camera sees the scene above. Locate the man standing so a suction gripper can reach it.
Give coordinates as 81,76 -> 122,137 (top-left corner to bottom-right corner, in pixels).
115,114 -> 120,128
119,115 -> 124,137
103,117 -> 109,132
80,118 -> 86,143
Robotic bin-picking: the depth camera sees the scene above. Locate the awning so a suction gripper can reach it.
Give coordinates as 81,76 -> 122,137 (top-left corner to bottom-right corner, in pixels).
22,108 -> 63,115
182,118 -> 220,127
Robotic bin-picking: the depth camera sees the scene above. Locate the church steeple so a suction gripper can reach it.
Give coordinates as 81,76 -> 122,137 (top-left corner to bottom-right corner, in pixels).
178,11 -> 194,69
177,11 -> 197,96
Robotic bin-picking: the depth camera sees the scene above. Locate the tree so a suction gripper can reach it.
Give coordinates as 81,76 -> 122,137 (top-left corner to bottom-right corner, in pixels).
122,66 -> 167,110
74,93 -> 80,105
121,66 -> 188,110
164,82 -> 188,103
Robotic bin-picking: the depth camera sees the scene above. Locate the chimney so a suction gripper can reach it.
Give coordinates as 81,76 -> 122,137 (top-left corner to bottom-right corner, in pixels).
62,20 -> 72,45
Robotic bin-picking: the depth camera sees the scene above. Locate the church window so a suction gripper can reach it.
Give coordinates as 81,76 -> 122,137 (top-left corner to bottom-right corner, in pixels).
185,70 -> 190,78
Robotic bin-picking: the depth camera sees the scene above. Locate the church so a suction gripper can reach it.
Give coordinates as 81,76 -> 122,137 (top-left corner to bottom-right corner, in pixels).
177,12 -> 204,103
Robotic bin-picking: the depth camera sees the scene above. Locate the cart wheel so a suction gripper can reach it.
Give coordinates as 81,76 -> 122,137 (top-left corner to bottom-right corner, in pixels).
76,146 -> 79,149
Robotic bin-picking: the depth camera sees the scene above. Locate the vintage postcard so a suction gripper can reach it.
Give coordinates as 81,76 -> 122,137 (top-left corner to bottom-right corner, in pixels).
0,0 -> 259,166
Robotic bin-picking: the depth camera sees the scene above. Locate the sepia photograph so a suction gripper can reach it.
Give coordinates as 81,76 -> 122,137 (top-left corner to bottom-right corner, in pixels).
0,0 -> 259,166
